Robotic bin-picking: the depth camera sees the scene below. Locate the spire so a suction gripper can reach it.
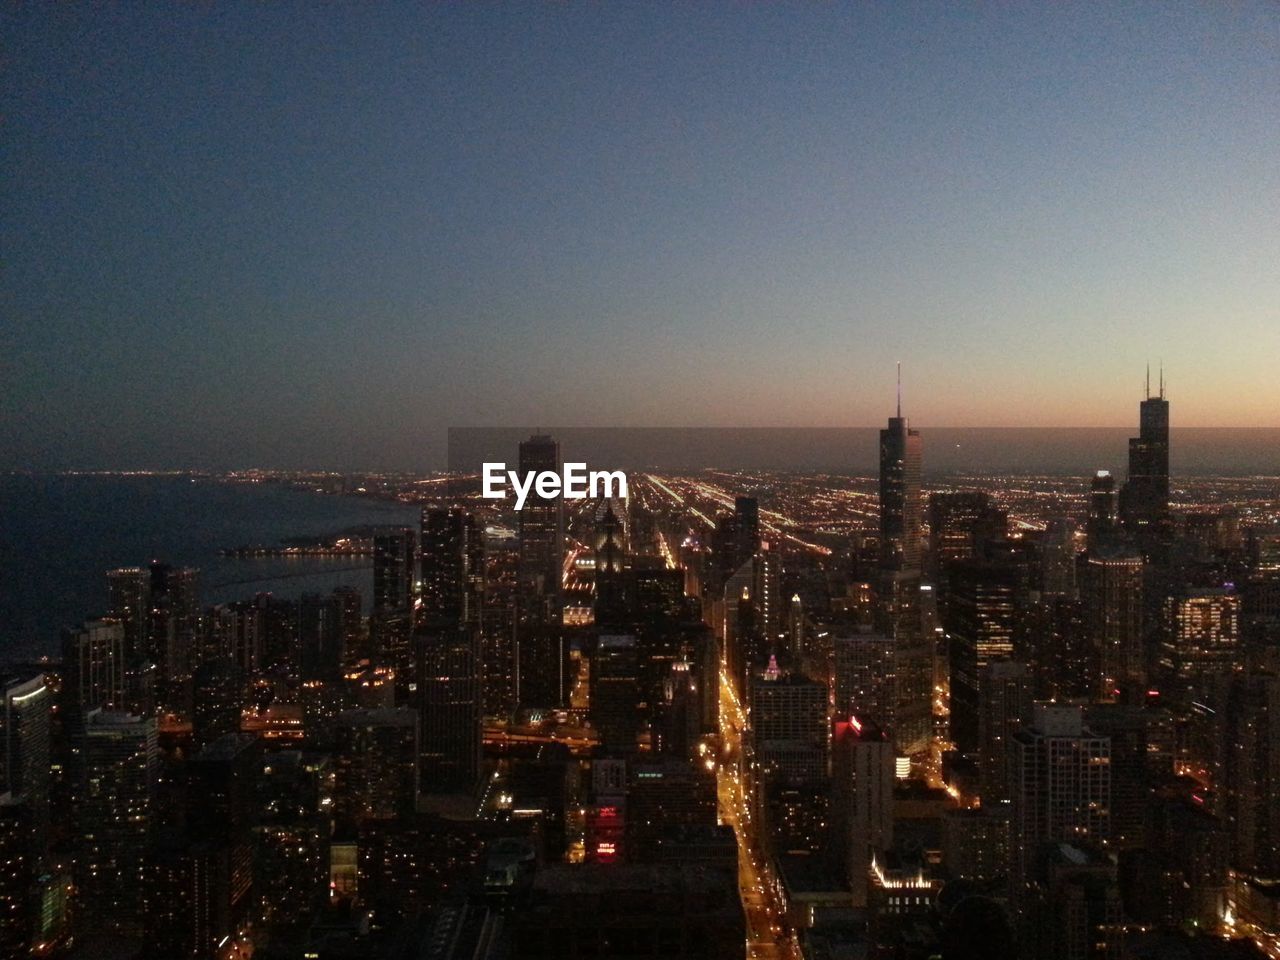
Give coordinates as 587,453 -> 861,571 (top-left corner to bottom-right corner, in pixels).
896,361 -> 902,418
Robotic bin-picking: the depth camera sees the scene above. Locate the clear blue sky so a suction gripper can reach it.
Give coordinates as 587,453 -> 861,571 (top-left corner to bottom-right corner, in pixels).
3,3 -> 1277,469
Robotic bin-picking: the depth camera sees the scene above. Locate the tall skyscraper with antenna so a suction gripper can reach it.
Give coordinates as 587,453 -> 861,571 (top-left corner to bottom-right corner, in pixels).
876,364 -> 931,758
879,363 -> 923,572
1120,365 -> 1171,560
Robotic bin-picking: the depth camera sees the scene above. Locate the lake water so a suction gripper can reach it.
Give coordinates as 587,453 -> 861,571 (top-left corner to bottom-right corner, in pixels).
0,475 -> 419,657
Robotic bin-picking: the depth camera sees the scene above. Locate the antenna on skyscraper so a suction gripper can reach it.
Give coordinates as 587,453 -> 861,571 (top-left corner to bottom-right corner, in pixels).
896,361 -> 902,418
1145,363 -> 1150,400
1159,361 -> 1164,399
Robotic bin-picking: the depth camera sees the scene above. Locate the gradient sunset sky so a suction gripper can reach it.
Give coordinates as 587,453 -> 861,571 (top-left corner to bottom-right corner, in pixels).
3,4 -> 1278,469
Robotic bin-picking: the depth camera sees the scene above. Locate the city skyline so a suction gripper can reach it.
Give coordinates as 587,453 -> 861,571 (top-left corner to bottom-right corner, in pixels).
4,4 -> 1280,472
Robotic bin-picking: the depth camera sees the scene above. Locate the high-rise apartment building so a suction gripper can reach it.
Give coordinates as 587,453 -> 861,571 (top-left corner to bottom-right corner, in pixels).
832,717 -> 895,907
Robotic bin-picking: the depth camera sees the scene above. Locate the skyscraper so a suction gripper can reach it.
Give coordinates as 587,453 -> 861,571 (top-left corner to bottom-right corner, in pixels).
946,559 -> 1018,754
1081,548 -> 1146,698
1160,587 -> 1241,694
1087,471 -> 1119,548
593,502 -> 627,630
833,631 -> 896,731
928,491 -> 1006,573
591,634 -> 640,754
1008,704 -> 1110,911
106,567 -> 150,661
147,562 -> 200,695
420,507 -> 483,630
78,709 -> 158,933
879,376 -> 923,574
416,627 -> 481,794
877,368 -> 931,758
186,733 -> 258,953
832,716 -> 895,907
373,528 -> 416,618
977,660 -> 1031,805
517,434 -> 564,619
1222,672 -> 1280,877
749,672 -> 828,785
1119,369 -> 1171,557
333,708 -> 419,822
62,618 -> 126,716
0,673 -> 52,859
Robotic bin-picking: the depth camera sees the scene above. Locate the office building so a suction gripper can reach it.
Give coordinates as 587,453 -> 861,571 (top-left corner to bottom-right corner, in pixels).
517,434 -> 565,620
417,627 -> 482,794
946,559 -> 1018,754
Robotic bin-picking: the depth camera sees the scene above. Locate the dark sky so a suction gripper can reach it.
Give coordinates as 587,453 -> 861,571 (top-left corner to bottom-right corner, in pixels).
3,4 -> 1278,471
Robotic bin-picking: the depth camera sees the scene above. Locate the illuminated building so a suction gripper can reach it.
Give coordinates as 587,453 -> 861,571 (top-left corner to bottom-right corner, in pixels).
1040,518 -> 1079,598
1081,547 -> 1146,698
928,491 -> 1006,573
1242,574 -> 1280,674
333,707 -> 419,822
749,672 -> 828,785
833,631 -> 895,732
655,658 -> 700,759
106,566 -> 150,661
832,717 -> 894,907
1246,524 -> 1280,574
191,659 -> 244,749
594,502 -> 627,629
0,673 -> 51,859
977,659 -> 1031,804
206,599 -> 265,677
78,709 -> 158,934
866,852 -> 943,953
763,780 -> 830,856
416,627 -> 481,794
61,617 -> 126,714
879,373 -> 923,573
1160,587 -> 1240,693
420,507 -> 483,629
1008,705 -> 1110,914
1087,470 -> 1119,548
591,635 -> 640,754
946,559 -> 1018,755
0,795 -> 31,956
147,562 -> 201,697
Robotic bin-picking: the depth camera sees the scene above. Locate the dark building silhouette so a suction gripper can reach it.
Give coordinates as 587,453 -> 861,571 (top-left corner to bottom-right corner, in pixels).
1120,371 -> 1171,558
420,507 -> 483,630
416,627 -> 482,794
517,434 -> 564,620
877,370 -> 931,758
373,527 -> 416,618
1088,470 -> 1120,548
